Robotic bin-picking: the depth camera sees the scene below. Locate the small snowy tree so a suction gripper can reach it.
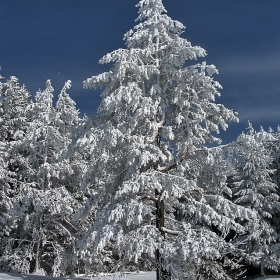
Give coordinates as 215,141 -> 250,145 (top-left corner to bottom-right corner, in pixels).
232,123 -> 280,275
55,80 -> 80,138
76,1 -> 260,279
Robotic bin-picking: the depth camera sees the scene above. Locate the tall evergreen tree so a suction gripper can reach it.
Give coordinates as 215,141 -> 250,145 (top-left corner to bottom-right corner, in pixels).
0,80 -> 82,276
77,1 -> 257,279
269,127 -> 280,234
0,140 -> 13,239
0,74 -> 31,271
269,127 -> 280,275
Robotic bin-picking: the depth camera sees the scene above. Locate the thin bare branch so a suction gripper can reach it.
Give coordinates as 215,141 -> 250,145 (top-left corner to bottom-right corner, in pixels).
158,147 -> 189,173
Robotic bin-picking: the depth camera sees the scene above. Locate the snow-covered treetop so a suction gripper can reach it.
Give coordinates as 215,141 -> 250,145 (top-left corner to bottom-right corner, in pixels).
234,122 -> 278,218
56,80 -> 80,133
135,0 -> 167,22
84,0 -> 238,157
0,75 -> 31,142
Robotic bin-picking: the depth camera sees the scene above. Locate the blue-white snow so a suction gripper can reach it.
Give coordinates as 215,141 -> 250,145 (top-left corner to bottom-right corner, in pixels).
0,272 -> 280,280
0,272 -> 156,280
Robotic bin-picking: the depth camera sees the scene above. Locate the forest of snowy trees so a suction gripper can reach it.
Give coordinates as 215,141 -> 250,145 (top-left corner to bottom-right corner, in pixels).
0,0 -> 279,279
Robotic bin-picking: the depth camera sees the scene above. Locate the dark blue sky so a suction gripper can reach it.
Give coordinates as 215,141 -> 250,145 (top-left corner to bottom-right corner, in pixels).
1,0 -> 280,143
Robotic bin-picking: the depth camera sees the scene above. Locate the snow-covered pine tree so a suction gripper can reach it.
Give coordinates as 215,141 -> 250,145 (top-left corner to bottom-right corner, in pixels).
269,127 -> 280,234
0,74 -> 31,270
78,0 -> 257,278
54,82 -> 98,275
0,74 -> 30,223
0,140 -> 13,240
269,127 -> 280,273
0,80 -> 82,276
55,80 -> 80,137
232,122 -> 280,275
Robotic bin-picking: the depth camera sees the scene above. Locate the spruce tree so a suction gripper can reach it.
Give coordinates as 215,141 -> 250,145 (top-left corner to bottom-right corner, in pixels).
0,74 -> 31,272
232,123 -> 280,275
269,127 -> 280,234
77,0 -> 257,278
0,80 -> 82,276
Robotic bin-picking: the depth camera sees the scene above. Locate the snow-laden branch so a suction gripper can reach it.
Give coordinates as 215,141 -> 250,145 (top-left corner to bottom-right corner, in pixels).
161,227 -> 179,236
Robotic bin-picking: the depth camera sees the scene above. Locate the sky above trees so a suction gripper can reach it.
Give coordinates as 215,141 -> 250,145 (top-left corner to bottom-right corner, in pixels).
1,0 -> 280,143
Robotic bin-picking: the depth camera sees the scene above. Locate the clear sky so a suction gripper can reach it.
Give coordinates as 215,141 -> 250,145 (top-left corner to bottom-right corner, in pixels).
1,0 -> 280,144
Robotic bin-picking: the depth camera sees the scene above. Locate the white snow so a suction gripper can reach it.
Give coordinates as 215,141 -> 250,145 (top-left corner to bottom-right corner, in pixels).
1,272 -> 280,280
0,272 -> 156,280
251,277 -> 280,280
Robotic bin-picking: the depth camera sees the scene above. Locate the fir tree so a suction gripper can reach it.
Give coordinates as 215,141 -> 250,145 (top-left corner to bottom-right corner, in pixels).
77,1 -> 258,279
0,74 -> 31,271
269,126 -> 280,234
232,123 -> 280,275
0,80 -> 82,276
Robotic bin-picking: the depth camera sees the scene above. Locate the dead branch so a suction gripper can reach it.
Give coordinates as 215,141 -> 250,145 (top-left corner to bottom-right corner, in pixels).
158,147 -> 189,173
140,195 -> 157,202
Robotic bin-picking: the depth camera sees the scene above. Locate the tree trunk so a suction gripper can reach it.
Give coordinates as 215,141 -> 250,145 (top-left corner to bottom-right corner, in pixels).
155,189 -> 171,280
35,226 -> 43,274
35,237 -> 42,273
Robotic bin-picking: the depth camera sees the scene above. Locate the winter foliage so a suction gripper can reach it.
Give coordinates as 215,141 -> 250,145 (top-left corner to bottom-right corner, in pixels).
0,0 -> 279,279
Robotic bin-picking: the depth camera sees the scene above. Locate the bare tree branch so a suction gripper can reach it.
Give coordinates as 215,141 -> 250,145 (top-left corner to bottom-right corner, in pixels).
158,147 -> 189,173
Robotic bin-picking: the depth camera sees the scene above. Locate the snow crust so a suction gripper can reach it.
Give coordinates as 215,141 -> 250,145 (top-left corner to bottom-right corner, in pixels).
1,272 -> 280,280
0,272 -> 156,280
